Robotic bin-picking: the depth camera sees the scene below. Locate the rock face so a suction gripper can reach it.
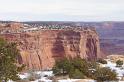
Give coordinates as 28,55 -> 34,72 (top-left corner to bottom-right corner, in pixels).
0,25 -> 100,70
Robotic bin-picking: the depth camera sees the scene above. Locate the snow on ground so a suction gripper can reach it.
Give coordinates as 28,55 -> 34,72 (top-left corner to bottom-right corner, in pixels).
19,73 -> 29,79
104,59 -> 124,77
99,59 -> 124,81
58,79 -> 95,82
7,70 -> 96,82
7,71 -> 83,82
8,59 -> 124,82
36,71 -> 53,76
32,79 -> 80,82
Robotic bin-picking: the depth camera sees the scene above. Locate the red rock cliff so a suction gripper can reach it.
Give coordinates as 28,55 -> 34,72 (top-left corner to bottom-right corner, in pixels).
0,28 -> 100,70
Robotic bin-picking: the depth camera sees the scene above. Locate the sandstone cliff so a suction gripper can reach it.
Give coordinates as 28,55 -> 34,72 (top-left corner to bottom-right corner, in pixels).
0,23 -> 101,70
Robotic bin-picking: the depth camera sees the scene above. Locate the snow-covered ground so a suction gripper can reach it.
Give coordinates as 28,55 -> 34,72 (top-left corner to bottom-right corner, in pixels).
8,71 -> 83,82
104,59 -> 124,77
100,59 -> 124,81
8,59 -> 124,82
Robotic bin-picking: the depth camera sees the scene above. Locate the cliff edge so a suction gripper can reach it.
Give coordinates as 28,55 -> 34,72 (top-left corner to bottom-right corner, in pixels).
0,23 -> 101,70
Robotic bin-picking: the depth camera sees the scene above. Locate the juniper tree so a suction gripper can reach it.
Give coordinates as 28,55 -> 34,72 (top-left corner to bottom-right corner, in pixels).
0,38 -> 24,82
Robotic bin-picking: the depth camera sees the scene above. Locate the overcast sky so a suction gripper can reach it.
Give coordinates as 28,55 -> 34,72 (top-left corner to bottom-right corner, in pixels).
0,0 -> 124,21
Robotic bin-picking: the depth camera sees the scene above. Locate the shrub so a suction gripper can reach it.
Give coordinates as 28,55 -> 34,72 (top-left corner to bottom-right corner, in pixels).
94,67 -> 118,82
116,60 -> 123,67
38,80 -> 45,82
51,76 -> 58,82
0,38 -> 25,82
53,58 -> 72,75
52,79 -> 58,82
69,69 -> 85,79
16,79 -> 30,82
71,58 -> 89,76
97,58 -> 107,64
53,57 -> 89,79
52,57 -> 117,81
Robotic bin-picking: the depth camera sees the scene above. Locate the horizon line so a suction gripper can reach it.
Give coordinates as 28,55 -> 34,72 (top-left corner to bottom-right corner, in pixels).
1,20 -> 124,22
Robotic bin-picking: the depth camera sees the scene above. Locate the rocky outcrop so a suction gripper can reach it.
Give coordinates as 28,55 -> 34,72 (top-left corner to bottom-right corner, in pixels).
107,55 -> 124,62
0,25 -> 100,70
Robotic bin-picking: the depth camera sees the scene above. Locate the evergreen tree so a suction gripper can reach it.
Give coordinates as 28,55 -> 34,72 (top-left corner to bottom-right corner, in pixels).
0,38 -> 24,82
53,58 -> 72,75
71,58 -> 89,75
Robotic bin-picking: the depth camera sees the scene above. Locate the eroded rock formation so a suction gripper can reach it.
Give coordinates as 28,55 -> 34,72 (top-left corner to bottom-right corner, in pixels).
0,23 -> 101,70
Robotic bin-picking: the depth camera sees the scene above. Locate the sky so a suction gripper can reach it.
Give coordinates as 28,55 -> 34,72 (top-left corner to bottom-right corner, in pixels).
0,0 -> 124,21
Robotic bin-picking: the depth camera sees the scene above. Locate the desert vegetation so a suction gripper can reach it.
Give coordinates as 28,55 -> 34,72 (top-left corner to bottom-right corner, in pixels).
52,57 -> 118,82
116,60 -> 123,67
0,38 -> 25,82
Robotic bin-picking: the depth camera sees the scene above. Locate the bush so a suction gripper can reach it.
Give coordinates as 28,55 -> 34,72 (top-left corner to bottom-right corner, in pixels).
16,79 -> 30,82
52,79 -> 58,82
52,57 -> 117,80
116,60 -> 123,67
71,58 -> 90,77
53,58 -> 72,75
94,67 -> 118,82
97,58 -> 107,64
38,80 -> 45,82
53,57 -> 89,79
88,61 -> 99,69
69,69 -> 85,79
50,76 -> 58,82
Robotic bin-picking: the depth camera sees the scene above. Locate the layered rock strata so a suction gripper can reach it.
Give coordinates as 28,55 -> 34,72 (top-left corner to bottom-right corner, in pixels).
0,24 -> 100,70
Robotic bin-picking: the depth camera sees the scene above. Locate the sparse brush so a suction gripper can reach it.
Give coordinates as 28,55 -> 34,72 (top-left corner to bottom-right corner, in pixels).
27,70 -> 41,81
16,79 -> 30,82
38,80 -> 45,82
52,79 -> 58,82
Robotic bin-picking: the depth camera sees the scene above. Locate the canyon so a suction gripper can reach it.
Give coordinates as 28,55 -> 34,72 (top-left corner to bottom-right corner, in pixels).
0,22 -> 101,70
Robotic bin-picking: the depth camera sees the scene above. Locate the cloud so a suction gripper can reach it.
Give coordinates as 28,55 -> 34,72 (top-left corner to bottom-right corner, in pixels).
0,0 -> 124,21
